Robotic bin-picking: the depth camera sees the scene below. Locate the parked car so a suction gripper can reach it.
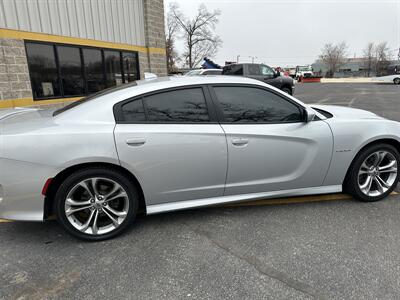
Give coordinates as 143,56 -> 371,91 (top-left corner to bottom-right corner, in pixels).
1,76 -> 399,241
375,74 -> 400,85
222,63 -> 295,95
184,69 -> 222,76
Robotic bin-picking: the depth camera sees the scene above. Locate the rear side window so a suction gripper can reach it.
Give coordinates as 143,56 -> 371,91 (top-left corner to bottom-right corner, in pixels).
222,65 -> 243,75
213,86 -> 302,123
121,99 -> 146,121
145,88 -> 209,122
247,65 -> 260,75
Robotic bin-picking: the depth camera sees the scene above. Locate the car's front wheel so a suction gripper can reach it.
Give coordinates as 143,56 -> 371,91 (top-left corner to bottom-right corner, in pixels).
345,143 -> 399,202
55,167 -> 139,241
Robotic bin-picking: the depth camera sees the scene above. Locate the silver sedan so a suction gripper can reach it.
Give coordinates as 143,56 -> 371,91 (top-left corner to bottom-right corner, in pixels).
0,76 -> 399,240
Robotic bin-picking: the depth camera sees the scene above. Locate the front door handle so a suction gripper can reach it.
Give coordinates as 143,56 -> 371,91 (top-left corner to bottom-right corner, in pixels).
232,138 -> 249,146
126,138 -> 146,146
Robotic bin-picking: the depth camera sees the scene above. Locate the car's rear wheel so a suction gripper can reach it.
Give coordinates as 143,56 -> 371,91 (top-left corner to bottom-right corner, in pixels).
394,78 -> 400,85
345,143 -> 399,202
55,167 -> 138,241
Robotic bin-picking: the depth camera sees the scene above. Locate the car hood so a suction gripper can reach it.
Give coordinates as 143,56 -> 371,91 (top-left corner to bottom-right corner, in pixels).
310,104 -> 384,120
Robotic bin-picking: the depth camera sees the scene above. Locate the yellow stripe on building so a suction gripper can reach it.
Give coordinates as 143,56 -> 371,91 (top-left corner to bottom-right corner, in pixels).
0,28 -> 166,55
0,97 -> 82,109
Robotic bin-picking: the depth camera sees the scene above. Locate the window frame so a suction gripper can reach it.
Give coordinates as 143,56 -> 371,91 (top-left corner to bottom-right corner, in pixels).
207,84 -> 307,124
24,40 -> 140,101
114,85 -> 219,124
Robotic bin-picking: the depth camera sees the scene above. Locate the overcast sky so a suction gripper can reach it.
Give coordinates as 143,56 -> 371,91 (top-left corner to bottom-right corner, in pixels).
164,0 -> 400,67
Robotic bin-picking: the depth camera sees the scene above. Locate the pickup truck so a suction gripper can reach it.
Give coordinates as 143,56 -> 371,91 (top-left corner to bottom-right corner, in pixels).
222,63 -> 295,95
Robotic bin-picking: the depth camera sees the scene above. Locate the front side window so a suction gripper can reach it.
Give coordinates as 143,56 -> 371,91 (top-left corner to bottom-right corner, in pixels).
25,43 -> 61,98
57,46 -> 85,96
213,86 -> 302,123
144,88 -> 210,122
260,65 -> 275,76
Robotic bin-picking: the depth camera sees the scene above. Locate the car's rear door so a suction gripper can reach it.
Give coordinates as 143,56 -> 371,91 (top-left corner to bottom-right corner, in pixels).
113,86 -> 228,206
209,84 -> 333,196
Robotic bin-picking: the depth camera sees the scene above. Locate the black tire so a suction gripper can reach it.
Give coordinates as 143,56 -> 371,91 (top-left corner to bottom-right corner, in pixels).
344,143 -> 399,202
281,87 -> 292,95
394,78 -> 400,85
55,167 -> 139,241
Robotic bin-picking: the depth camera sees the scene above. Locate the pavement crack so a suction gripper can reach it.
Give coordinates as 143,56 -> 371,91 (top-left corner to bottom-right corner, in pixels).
192,227 -> 327,300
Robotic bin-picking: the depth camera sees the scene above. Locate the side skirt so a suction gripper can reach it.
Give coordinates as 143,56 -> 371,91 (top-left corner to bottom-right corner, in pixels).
146,185 -> 342,215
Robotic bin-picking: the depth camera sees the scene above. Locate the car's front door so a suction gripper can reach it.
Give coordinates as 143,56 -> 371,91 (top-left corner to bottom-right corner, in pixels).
210,85 -> 333,196
114,86 -> 227,206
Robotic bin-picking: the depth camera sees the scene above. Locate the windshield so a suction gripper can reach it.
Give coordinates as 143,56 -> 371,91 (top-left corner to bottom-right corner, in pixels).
53,82 -> 137,116
185,70 -> 203,76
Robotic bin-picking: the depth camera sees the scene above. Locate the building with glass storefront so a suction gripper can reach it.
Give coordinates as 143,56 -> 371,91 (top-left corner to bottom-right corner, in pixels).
0,0 -> 167,108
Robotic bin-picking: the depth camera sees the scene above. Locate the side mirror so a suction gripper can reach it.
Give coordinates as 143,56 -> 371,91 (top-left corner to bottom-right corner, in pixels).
305,108 -> 316,122
274,70 -> 280,78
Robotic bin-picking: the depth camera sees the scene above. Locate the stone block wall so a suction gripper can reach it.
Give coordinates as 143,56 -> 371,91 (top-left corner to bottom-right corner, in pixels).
0,39 -> 32,100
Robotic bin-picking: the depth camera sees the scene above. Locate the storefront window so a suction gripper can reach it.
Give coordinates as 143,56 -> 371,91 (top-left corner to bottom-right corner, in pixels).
104,50 -> 123,88
83,48 -> 105,93
25,42 -> 140,100
57,46 -> 85,96
25,43 -> 61,98
122,52 -> 139,82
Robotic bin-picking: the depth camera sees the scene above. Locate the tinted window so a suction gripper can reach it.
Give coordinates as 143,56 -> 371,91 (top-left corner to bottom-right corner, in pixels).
25,43 -> 61,98
214,86 -> 302,123
222,65 -> 243,75
104,50 -> 123,88
122,52 -> 139,82
83,48 -> 105,93
121,99 -> 146,121
145,88 -> 209,122
57,46 -> 84,96
204,70 -> 222,75
248,64 -> 260,75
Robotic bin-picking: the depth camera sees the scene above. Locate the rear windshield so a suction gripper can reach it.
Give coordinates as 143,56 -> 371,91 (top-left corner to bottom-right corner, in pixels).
53,82 -> 137,116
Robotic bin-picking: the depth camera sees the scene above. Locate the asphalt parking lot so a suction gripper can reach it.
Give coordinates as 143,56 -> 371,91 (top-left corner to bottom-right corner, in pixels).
1,83 -> 400,300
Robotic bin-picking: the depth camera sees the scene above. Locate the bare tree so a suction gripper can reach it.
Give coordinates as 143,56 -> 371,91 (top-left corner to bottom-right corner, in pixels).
165,3 -> 180,73
375,42 -> 390,76
171,4 -> 222,68
363,42 -> 375,77
319,42 -> 348,77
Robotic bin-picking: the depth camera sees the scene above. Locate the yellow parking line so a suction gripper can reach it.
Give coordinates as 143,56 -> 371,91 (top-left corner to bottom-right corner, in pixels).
0,219 -> 12,223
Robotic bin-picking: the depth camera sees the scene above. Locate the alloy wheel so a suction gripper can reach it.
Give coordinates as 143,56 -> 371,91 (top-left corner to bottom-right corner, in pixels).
64,177 -> 129,235
358,150 -> 398,197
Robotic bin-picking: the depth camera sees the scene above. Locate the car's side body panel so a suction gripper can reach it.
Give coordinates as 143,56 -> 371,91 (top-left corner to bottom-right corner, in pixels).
114,124 -> 228,205
221,120 -> 334,195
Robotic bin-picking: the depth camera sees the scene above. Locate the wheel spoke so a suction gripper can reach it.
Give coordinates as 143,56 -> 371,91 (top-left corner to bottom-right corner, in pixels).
91,178 -> 100,196
79,209 -> 96,232
376,175 -> 391,188
79,181 -> 94,198
379,160 -> 397,172
104,191 -> 127,203
66,205 -> 92,216
360,175 -> 373,194
374,177 -> 384,193
102,208 -> 119,226
104,184 -> 121,199
104,205 -> 127,217
92,210 -> 99,235
66,198 -> 92,206
373,151 -> 386,167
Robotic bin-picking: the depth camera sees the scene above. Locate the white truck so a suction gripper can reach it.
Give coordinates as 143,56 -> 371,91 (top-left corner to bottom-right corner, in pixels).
295,65 -> 314,81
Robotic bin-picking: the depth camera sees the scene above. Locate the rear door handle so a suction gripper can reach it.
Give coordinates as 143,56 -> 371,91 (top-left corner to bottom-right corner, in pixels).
126,138 -> 146,146
232,138 -> 249,146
